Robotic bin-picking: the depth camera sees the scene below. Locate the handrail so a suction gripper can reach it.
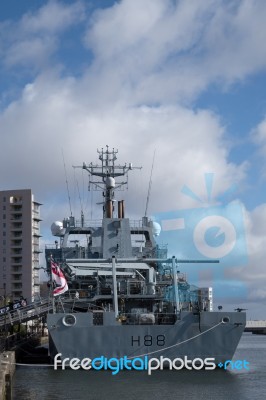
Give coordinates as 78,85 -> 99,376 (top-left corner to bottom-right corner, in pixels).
0,298 -> 53,328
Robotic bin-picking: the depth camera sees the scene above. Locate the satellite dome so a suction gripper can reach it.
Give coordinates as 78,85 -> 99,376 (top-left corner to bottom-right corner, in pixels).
151,221 -> 161,237
51,221 -> 64,236
106,177 -> 115,188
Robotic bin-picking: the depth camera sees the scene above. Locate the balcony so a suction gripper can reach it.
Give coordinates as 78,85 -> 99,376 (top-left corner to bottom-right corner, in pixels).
33,246 -> 42,253
10,211 -> 22,218
33,233 -> 42,238
12,266 -> 22,273
11,249 -> 22,256
11,223 -> 22,231
11,257 -> 22,265
11,290 -> 22,296
10,204 -> 22,211
11,275 -> 22,282
32,210 -> 42,222
12,232 -> 23,238
9,196 -> 22,205
33,277 -> 40,285
12,283 -> 22,289
11,240 -> 22,248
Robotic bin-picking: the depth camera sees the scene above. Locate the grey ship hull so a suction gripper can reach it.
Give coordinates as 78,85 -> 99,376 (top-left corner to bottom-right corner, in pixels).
47,311 -> 245,364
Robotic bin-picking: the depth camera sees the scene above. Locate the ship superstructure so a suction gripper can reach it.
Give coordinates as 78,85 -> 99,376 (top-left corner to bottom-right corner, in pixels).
45,147 -> 245,364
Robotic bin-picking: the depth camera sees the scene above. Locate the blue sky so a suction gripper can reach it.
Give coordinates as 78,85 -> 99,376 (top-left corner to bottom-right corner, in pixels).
1,0 -> 266,318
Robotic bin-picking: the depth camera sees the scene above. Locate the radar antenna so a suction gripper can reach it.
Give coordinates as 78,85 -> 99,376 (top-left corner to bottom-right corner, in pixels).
145,149 -> 156,217
62,149 -> 72,217
74,146 -> 141,218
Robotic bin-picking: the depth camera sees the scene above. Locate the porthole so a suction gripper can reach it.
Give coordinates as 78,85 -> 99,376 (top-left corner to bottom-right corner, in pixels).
62,314 -> 76,327
221,316 -> 230,324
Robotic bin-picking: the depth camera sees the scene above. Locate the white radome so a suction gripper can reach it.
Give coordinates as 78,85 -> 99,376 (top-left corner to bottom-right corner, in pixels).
151,221 -> 161,236
106,176 -> 115,188
51,221 -> 64,236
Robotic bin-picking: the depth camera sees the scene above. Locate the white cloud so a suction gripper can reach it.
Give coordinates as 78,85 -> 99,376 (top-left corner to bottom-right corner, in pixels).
85,0 -> 214,63
5,37 -> 57,68
0,0 -> 85,69
83,0 -> 266,104
252,117 -> 266,154
224,204 -> 266,306
247,204 -> 266,242
20,0 -> 85,35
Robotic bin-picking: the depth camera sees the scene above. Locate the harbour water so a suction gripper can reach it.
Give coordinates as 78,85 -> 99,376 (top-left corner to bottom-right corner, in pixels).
12,333 -> 266,400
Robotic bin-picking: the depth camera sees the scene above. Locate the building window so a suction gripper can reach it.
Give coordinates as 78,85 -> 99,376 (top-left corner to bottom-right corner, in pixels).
10,196 -> 22,204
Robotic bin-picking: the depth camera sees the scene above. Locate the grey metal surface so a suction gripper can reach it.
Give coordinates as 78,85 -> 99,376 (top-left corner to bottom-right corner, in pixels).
47,311 -> 245,362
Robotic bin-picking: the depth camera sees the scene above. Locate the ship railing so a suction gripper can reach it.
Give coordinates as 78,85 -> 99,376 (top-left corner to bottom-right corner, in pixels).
56,282 -> 164,301
59,281 -> 148,300
74,219 -> 102,227
72,219 -> 145,228
62,289 -> 96,300
129,220 -> 145,229
53,218 -> 147,229
73,219 -> 147,228
45,244 -> 60,249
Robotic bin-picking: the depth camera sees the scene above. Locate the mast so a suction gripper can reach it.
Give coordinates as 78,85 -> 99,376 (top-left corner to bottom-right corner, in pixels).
112,256 -> 119,318
76,146 -> 141,218
172,256 -> 180,313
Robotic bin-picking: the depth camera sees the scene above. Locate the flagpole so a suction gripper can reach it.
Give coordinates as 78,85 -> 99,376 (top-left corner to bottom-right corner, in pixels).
50,255 -> 55,314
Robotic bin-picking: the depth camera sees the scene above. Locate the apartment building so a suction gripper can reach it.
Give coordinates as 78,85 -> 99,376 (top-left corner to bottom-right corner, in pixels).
0,189 -> 41,302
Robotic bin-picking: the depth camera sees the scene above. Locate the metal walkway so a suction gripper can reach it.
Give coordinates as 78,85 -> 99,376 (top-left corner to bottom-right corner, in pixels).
0,298 -> 52,330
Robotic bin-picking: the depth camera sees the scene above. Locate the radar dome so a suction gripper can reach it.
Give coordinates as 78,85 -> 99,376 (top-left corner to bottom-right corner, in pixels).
106,177 -> 115,188
151,221 -> 161,237
51,221 -> 64,236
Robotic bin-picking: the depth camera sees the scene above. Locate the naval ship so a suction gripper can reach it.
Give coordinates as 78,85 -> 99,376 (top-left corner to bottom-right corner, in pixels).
45,147 -> 246,366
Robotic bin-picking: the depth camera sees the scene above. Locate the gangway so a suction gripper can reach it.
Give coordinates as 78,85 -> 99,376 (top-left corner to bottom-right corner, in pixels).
0,298 -> 52,330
